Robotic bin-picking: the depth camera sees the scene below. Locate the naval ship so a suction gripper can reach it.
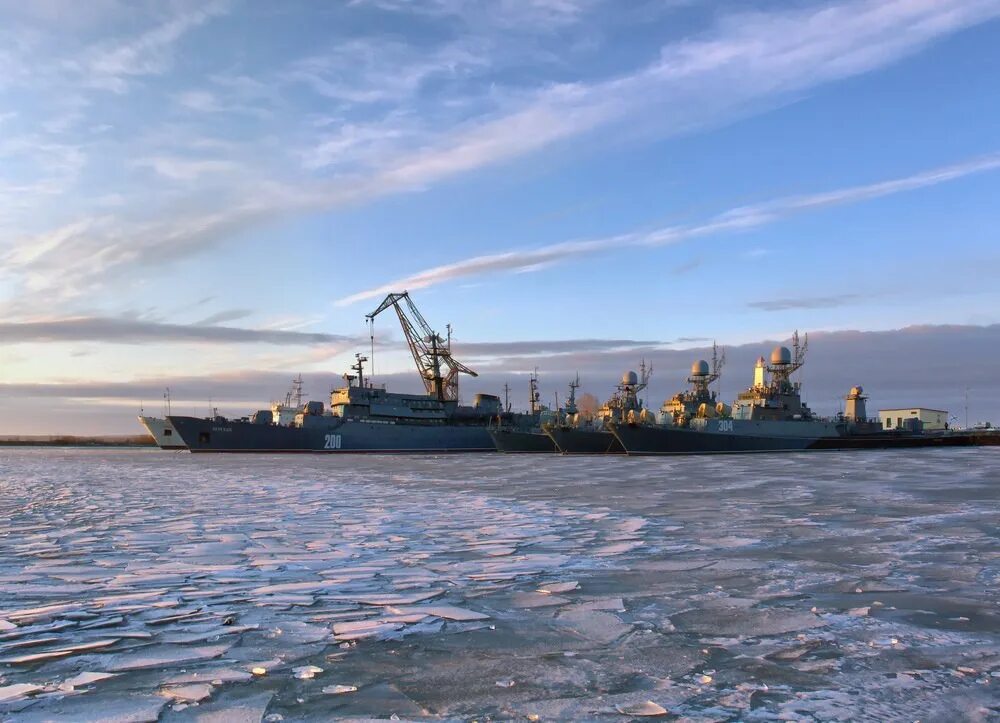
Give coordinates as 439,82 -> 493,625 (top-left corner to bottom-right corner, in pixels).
544,361 -> 655,454
168,292 -> 526,454
609,333 -> 984,454
489,372 -> 566,453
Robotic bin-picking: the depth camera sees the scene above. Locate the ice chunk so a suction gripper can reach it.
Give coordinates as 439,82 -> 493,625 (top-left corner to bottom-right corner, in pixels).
12,696 -> 166,722
183,691 -> 273,722
59,671 -> 118,691
293,665 -> 323,679
334,622 -> 403,640
0,619 -> 16,631
107,643 -> 231,672
392,604 -> 490,621
350,590 -> 445,606
558,608 -> 632,644
0,683 -> 43,702
164,668 -> 253,685
511,592 -> 571,608
323,684 -> 358,694
537,581 -> 579,594
160,683 -> 214,702
616,700 -> 667,716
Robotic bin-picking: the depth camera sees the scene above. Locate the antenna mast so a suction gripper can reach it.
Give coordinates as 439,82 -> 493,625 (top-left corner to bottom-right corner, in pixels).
366,291 -> 477,402
529,368 -> 541,415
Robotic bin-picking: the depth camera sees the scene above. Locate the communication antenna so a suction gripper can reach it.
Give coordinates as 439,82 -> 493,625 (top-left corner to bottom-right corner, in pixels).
164,387 -> 172,416
503,383 -> 511,413
965,386 -> 969,429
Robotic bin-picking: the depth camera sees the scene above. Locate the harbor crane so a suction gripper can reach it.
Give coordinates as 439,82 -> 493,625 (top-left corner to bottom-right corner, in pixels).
366,291 -> 478,402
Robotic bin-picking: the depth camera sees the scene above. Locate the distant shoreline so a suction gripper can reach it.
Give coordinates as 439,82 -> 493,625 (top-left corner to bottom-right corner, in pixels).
0,435 -> 156,447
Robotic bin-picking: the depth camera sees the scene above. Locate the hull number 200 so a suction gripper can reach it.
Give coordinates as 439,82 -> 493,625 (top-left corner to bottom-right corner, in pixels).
323,434 -> 343,449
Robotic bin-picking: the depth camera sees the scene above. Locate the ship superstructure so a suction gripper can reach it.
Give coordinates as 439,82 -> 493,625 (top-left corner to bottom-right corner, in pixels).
731,332 -> 814,423
659,343 -> 726,426
545,362 -> 653,454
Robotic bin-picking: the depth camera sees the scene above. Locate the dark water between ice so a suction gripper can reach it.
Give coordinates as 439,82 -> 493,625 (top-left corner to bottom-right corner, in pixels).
0,448 -> 997,722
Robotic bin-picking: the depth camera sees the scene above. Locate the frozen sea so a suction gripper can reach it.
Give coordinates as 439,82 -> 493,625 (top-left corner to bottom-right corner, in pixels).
0,448 -> 997,722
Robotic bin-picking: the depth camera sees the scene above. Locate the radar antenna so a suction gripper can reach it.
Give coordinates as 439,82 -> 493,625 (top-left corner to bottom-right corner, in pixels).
366,291 -> 477,402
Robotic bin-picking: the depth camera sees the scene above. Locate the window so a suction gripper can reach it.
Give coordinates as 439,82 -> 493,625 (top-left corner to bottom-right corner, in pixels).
164,429 -> 172,436
898,417 -> 903,427
885,418 -> 892,428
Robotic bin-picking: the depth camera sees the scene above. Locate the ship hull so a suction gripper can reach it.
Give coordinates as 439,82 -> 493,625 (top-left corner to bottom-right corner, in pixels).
489,429 -> 556,453
168,416 -> 496,453
545,427 -> 625,455
611,421 -> 985,455
138,416 -> 186,450
610,423 -> 824,455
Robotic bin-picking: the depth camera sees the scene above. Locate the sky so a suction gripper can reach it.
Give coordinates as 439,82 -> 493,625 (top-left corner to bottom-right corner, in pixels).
1,0 -> 999,433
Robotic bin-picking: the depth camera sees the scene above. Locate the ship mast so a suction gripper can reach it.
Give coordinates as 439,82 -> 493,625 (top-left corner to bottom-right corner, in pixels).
529,368 -> 541,415
366,291 -> 477,402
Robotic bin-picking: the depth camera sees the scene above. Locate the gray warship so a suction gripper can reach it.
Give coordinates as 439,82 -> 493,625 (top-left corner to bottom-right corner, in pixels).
168,292 -> 524,454
609,333 -> 986,454
489,372 -> 568,453
544,361 -> 655,454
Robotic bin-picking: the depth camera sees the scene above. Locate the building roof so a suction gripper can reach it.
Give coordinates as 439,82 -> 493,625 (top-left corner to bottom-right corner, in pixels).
878,408 -> 948,414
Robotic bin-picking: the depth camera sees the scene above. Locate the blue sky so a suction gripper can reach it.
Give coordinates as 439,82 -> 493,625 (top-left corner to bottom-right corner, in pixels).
1,0 -> 999,431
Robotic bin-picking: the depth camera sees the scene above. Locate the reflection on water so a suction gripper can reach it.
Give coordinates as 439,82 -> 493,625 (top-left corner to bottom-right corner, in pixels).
0,449 -> 997,721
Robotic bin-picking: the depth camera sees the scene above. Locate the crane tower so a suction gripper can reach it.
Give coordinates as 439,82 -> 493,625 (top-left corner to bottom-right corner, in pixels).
366,291 -> 478,402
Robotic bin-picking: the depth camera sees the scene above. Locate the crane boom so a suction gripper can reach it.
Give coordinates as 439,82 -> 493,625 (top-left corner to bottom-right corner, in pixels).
366,291 -> 477,401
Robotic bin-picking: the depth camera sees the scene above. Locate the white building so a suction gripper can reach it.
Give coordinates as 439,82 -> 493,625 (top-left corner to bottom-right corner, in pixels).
879,407 -> 948,431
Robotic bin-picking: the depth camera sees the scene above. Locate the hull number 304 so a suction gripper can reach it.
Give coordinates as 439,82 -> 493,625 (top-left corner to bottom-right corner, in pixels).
323,434 -> 343,449
717,420 -> 734,433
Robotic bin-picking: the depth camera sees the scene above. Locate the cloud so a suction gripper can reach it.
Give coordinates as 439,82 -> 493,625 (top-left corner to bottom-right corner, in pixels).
134,155 -> 243,181
193,309 -> 254,325
0,316 -> 359,345
3,0 -> 1000,317
77,0 -> 231,92
748,294 -> 863,312
454,338 -> 663,357
335,152 -> 1000,305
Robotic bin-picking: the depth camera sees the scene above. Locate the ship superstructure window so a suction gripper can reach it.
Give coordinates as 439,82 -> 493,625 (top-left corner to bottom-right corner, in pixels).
164,429 -> 172,436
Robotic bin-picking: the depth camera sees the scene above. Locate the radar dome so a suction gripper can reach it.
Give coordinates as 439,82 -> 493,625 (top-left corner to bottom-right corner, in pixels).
770,346 -> 792,365
622,370 -> 639,386
850,385 -> 864,397
691,359 -> 710,376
